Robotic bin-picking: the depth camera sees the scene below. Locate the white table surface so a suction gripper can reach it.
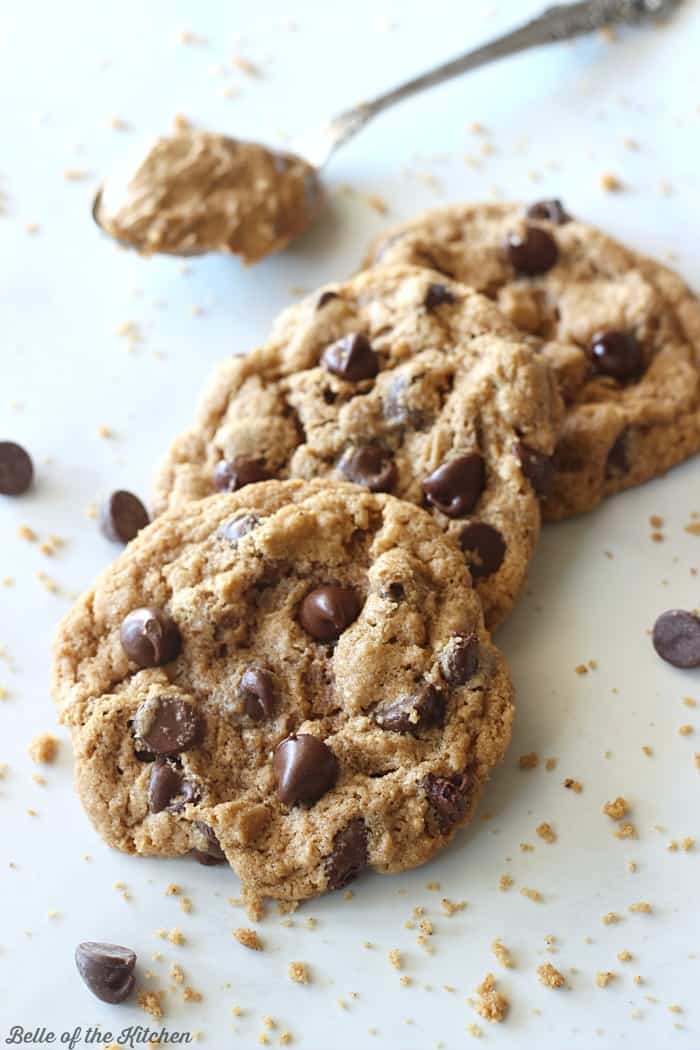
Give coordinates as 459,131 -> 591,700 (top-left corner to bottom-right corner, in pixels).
1,1 -> 699,1046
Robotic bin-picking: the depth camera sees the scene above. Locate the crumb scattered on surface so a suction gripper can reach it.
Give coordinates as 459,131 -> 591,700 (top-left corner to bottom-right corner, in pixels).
28,732 -> 58,764
629,901 -> 652,914
536,822 -> 556,844
233,927 -> 262,950
599,172 -> 623,192
473,973 -> 508,1023
602,912 -> 622,925
499,874 -> 514,892
537,962 -> 565,988
441,898 -> 466,916
388,949 -> 403,970
520,887 -> 542,903
519,752 -> 539,770
288,962 -> 310,985
138,989 -> 164,1019
603,797 -> 629,820
596,971 -> 617,988
564,778 -> 583,793
491,939 -> 514,968
614,822 -> 637,840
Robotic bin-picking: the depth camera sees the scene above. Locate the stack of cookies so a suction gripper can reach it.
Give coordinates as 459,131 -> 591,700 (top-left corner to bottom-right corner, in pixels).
52,200 -> 700,916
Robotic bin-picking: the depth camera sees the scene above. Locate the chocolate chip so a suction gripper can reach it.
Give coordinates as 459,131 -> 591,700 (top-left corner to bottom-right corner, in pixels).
273,734 -> 339,805
424,283 -> 456,309
299,585 -> 361,642
317,290 -> 339,309
423,772 -> 470,832
322,333 -> 379,382
383,376 -> 427,429
120,607 -> 181,668
134,697 -> 204,756
605,429 -> 629,477
588,330 -> 643,381
374,684 -> 446,734
148,759 -> 199,814
440,633 -> 479,686
75,942 -> 136,1004
191,820 -> 226,865
525,199 -> 570,224
0,441 -> 33,496
240,667 -> 276,721
339,445 -> 396,492
213,456 -> 268,493
423,453 -> 485,518
325,818 -> 368,890
220,512 -> 261,544
459,522 -> 506,580
99,490 -> 149,544
652,609 -> 700,668
505,225 -> 559,275
516,442 -> 554,500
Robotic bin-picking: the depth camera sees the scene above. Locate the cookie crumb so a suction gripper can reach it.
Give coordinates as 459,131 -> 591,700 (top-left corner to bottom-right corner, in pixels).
388,949 -> 403,970
678,724 -> 693,736
599,172 -> 623,192
491,939 -> 514,968
614,822 -> 637,840
563,778 -> 583,793
518,752 -> 539,770
28,732 -> 58,764
138,989 -> 164,1019
536,822 -> 556,844
602,912 -> 622,925
537,962 -> 565,988
233,928 -> 262,951
596,971 -> 617,988
441,898 -> 466,916
288,962 -> 310,985
499,874 -> 514,892
520,887 -> 542,903
473,973 -> 508,1023
617,950 -> 633,962
603,796 -> 629,820
629,901 -> 652,914
545,757 -> 557,771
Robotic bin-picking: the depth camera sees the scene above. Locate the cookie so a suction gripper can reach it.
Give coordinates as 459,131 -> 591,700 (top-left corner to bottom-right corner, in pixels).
52,480 -> 514,911
365,202 -> 700,520
153,264 -> 563,627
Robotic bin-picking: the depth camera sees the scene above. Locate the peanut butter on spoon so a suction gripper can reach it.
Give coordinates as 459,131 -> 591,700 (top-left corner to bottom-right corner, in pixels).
91,1 -> 679,263
93,131 -> 322,263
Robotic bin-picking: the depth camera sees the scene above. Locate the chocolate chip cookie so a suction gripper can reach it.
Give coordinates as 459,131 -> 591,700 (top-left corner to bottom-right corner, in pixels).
153,265 -> 563,627
52,480 -> 514,912
365,202 -> 700,520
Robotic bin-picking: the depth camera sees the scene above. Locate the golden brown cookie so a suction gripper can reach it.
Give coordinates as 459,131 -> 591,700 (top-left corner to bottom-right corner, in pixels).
52,480 -> 514,912
153,265 -> 563,627
365,202 -> 700,520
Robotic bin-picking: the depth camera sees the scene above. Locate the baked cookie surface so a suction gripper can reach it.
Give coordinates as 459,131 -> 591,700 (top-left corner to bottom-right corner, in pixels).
154,264 -> 562,626
365,202 -> 700,520
52,480 -> 514,910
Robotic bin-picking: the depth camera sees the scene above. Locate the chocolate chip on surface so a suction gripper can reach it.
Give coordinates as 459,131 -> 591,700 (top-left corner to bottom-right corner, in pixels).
299,585 -> 361,642
339,445 -> 397,492
326,818 -> 368,890
219,512 -> 262,544
273,734 -> 338,805
423,772 -> 470,832
525,199 -> 570,224
652,609 -> 700,668
424,282 -> 456,309
423,453 -> 485,517
0,441 -> 33,496
134,696 -> 204,756
75,942 -> 136,1004
99,490 -> 149,544
460,522 -> 506,580
516,442 -> 554,499
213,456 -> 269,493
440,633 -> 479,686
374,685 -> 446,734
322,333 -> 379,382
120,607 -> 181,668
240,667 -> 276,721
589,330 -> 643,381
505,225 -> 559,275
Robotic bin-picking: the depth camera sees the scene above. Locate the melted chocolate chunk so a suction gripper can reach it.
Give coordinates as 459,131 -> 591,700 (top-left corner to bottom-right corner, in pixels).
325,818 -> 368,890
273,734 -> 339,805
459,522 -> 506,580
423,772 -> 470,832
374,685 -> 446,734
440,633 -> 479,686
423,453 -> 485,517
339,445 -> 397,493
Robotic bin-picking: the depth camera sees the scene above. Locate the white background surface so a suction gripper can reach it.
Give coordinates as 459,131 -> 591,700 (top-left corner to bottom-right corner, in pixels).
1,1 -> 699,1047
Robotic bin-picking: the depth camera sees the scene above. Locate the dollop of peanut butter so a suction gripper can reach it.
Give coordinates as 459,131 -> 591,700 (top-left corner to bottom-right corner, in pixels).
95,131 -> 322,263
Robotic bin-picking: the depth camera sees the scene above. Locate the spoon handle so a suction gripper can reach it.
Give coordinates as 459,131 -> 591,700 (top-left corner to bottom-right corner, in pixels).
303,0 -> 678,167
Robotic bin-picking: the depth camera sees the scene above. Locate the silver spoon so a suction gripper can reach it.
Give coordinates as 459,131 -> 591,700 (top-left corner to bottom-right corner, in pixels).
93,0 -> 681,263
